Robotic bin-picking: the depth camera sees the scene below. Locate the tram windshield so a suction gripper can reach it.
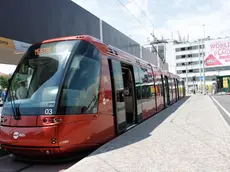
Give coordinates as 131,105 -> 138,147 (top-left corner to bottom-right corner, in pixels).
3,39 -> 102,116
3,40 -> 78,115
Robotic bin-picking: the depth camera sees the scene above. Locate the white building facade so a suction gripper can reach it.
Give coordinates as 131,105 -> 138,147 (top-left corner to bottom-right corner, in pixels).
174,41 -> 205,91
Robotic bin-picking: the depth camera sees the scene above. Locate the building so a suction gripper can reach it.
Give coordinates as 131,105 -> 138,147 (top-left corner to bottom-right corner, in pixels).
145,36 -> 230,93
174,37 -> 230,93
147,39 -> 206,91
174,40 -> 205,91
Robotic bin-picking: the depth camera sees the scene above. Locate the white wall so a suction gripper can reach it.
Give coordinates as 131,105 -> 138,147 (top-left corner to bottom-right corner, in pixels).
166,41 -> 176,74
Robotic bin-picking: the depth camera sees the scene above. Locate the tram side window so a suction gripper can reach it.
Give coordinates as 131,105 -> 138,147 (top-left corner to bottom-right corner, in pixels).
139,67 -> 154,100
178,80 -> 182,97
169,78 -> 173,98
147,68 -> 155,100
133,66 -> 142,100
60,42 -> 101,114
139,67 -> 149,99
172,78 -> 175,99
160,75 -> 164,96
182,80 -> 185,96
155,74 -> 163,97
171,78 -> 175,98
175,79 -> 178,99
133,66 -> 142,117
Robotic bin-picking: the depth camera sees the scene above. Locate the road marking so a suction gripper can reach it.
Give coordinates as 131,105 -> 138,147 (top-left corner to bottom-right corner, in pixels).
211,96 -> 230,118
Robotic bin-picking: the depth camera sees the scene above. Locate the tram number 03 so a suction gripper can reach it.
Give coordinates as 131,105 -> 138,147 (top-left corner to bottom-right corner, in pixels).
45,109 -> 53,115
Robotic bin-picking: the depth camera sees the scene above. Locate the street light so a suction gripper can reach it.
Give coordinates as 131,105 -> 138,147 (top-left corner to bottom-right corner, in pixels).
202,24 -> 206,94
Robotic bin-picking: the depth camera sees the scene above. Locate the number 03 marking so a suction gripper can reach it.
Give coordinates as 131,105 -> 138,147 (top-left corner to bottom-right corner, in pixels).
45,109 -> 53,115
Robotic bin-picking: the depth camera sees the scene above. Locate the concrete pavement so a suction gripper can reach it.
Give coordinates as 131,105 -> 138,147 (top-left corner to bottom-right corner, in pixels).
66,95 -> 230,172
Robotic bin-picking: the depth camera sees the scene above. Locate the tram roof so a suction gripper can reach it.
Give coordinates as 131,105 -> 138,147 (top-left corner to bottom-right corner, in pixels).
34,35 -> 181,79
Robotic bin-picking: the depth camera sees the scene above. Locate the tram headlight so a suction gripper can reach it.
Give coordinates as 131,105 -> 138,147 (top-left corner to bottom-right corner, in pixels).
51,138 -> 56,144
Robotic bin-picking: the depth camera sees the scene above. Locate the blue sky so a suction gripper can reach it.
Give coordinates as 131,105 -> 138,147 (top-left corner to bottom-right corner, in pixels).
72,0 -> 230,45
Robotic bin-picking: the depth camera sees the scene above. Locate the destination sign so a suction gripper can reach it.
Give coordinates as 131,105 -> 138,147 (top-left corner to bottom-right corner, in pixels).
34,42 -> 74,56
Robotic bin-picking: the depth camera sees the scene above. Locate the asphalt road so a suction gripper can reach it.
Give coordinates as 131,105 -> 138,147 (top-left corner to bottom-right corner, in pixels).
212,95 -> 230,126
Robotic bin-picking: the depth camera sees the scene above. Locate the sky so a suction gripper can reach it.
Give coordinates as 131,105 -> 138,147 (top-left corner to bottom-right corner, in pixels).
72,0 -> 230,45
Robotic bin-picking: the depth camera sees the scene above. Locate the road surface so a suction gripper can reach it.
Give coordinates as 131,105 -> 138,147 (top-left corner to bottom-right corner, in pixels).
212,95 -> 230,125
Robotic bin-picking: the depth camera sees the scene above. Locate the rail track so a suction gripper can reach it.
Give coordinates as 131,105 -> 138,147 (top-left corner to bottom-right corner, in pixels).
0,154 -> 79,172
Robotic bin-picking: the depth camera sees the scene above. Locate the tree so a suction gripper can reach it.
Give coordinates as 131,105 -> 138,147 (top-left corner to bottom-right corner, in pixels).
0,76 -> 9,89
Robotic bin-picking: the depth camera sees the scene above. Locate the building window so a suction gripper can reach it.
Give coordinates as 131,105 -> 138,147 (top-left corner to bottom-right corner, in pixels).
175,48 -> 180,52
192,53 -> 199,57
199,44 -> 205,49
193,69 -> 199,73
176,55 -> 181,59
192,46 -> 198,50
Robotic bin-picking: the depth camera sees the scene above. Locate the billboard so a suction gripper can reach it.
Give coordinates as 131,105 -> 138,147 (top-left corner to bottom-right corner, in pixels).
205,38 -> 230,67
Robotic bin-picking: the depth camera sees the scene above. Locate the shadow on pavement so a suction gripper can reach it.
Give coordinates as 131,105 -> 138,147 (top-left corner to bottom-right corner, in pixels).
88,96 -> 190,156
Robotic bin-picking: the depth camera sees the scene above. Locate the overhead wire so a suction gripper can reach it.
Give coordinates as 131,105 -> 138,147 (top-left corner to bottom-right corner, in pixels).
116,0 -> 152,35
116,0 -> 163,40
116,0 -> 164,62
131,0 -> 157,31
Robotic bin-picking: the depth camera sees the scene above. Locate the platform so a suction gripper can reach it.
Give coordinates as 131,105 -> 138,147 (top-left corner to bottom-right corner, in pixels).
66,95 -> 230,172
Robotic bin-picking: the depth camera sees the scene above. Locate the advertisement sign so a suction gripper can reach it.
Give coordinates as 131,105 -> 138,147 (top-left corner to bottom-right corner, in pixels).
205,38 -> 230,67
223,77 -> 228,88
0,37 -> 15,49
0,37 -> 31,52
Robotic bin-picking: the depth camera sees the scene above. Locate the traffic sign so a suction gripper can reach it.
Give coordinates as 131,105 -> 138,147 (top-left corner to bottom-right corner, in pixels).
200,76 -> 204,80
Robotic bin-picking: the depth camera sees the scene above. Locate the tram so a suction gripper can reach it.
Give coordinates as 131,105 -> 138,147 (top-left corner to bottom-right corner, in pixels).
0,35 -> 185,158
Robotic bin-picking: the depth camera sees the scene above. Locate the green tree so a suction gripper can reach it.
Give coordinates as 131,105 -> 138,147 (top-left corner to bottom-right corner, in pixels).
0,76 -> 9,89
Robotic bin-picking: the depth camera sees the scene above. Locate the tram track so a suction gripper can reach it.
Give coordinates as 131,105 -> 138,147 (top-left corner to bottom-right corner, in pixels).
0,154 -> 79,172
0,149 -> 8,158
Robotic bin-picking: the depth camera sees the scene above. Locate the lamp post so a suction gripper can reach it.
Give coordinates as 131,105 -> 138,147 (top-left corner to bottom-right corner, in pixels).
198,41 -> 202,91
185,54 -> 188,92
202,24 -> 206,94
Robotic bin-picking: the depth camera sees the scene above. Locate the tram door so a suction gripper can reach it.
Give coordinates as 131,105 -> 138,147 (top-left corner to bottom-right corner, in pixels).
164,76 -> 170,106
108,59 -> 136,134
176,79 -> 179,100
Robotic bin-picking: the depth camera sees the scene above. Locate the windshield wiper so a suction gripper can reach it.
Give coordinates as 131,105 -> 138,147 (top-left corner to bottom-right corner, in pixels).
81,94 -> 98,114
9,88 -> 20,120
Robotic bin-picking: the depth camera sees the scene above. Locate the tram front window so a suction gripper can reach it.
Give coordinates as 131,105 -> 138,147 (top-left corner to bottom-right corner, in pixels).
3,40 -> 78,115
58,41 -> 101,115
